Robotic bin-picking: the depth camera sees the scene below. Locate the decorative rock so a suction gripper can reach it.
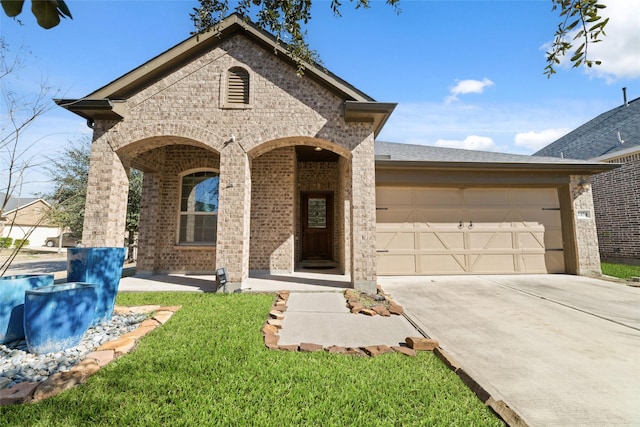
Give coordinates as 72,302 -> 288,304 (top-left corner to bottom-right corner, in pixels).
277,345 -> 298,352
70,359 -> 101,377
278,291 -> 290,300
0,377 -> 11,389
267,319 -> 283,329
84,350 -> 115,367
264,334 -> 279,349
327,346 -> 348,354
158,306 -> 182,313
97,336 -> 136,354
152,311 -> 174,325
363,345 -> 394,357
275,300 -> 287,307
360,309 -> 377,316
0,381 -> 39,405
269,310 -> 285,320
121,325 -> 156,340
140,319 -> 161,328
299,343 -> 323,352
345,347 -> 367,357
406,337 -> 439,351
372,305 -> 391,317
350,303 -> 364,314
262,324 -> 278,336
388,303 -> 404,315
392,346 -> 417,357
271,305 -> 287,312
127,305 -> 161,314
32,371 -> 85,402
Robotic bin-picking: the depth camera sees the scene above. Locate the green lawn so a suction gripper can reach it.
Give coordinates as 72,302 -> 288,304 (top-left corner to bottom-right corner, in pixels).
601,262 -> 640,279
1,293 -> 501,426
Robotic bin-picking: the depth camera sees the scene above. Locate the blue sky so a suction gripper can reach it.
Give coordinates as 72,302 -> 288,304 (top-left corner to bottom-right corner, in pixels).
1,0 -> 639,197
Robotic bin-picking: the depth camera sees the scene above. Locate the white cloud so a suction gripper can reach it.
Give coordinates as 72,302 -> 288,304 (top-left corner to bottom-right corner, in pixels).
435,135 -> 498,151
445,78 -> 494,103
376,100 -> 607,155
587,1 -> 640,80
514,128 -> 571,151
542,0 -> 640,80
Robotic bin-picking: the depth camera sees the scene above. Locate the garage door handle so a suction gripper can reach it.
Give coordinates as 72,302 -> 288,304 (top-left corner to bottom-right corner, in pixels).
458,221 -> 463,229
468,221 -> 474,229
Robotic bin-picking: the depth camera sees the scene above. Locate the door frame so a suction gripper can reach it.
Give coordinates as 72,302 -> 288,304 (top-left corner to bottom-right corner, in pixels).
300,192 -> 334,261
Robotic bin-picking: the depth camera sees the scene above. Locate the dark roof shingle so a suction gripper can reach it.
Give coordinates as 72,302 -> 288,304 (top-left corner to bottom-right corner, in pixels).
533,97 -> 640,160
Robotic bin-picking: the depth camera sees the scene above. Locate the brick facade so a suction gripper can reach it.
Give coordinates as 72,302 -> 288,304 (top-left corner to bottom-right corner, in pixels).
82,33 -> 378,291
570,175 -> 602,275
591,159 -> 640,263
250,147 -> 296,273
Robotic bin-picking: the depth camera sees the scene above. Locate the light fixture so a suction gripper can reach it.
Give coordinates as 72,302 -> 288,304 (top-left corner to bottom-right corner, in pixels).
216,267 -> 228,292
314,147 -> 322,152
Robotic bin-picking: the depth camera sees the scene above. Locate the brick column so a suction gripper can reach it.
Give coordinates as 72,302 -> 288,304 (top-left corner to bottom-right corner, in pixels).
136,172 -> 161,275
82,136 -> 129,248
350,136 -> 377,292
571,175 -> 602,276
216,141 -> 251,291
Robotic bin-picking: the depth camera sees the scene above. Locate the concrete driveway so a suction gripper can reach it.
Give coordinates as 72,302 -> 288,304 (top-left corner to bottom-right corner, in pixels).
378,275 -> 640,427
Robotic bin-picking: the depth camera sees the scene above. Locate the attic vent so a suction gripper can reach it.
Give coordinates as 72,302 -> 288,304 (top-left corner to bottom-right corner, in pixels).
227,67 -> 250,105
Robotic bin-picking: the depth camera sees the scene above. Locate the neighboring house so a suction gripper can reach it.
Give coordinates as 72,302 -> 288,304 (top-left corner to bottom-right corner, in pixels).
0,193 -> 58,247
56,14 -> 615,291
534,95 -> 639,265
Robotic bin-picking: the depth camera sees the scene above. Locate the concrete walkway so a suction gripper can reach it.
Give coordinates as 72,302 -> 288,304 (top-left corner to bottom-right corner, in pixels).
277,292 -> 418,348
379,275 -> 640,427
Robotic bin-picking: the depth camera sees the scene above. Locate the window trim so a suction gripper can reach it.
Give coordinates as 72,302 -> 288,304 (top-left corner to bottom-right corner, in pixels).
176,169 -> 220,247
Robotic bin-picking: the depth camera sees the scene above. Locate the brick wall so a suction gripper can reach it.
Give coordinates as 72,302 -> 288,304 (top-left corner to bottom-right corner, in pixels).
250,147 -> 296,272
136,145 -> 220,274
570,175 -> 602,275
591,160 -> 640,262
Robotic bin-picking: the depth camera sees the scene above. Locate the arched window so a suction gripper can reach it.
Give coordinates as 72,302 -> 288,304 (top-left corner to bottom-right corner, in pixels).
227,67 -> 250,105
178,171 -> 219,245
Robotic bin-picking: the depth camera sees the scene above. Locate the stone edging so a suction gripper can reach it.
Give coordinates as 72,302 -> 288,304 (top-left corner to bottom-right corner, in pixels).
0,305 -> 181,406
262,290 -> 437,357
344,287 -> 405,316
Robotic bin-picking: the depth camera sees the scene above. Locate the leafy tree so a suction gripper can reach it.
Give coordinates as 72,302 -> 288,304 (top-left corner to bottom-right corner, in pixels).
545,0 -> 609,77
1,0 -> 609,75
43,137 -> 91,236
43,137 -> 143,248
125,168 -> 143,258
1,0 -> 71,29
191,0 -> 609,76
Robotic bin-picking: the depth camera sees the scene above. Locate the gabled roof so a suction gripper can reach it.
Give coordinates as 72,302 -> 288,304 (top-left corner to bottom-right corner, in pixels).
55,14 -> 395,136
1,193 -> 50,215
375,141 -> 617,173
533,96 -> 640,160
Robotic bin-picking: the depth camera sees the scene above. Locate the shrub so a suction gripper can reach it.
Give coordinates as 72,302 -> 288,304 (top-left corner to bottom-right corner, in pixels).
13,239 -> 29,248
0,237 -> 12,248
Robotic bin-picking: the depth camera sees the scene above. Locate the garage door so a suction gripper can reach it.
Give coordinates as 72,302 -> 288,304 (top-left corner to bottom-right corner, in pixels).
376,187 -> 565,275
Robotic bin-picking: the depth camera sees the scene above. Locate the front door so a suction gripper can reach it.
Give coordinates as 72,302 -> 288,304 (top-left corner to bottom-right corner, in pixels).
301,193 -> 333,260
